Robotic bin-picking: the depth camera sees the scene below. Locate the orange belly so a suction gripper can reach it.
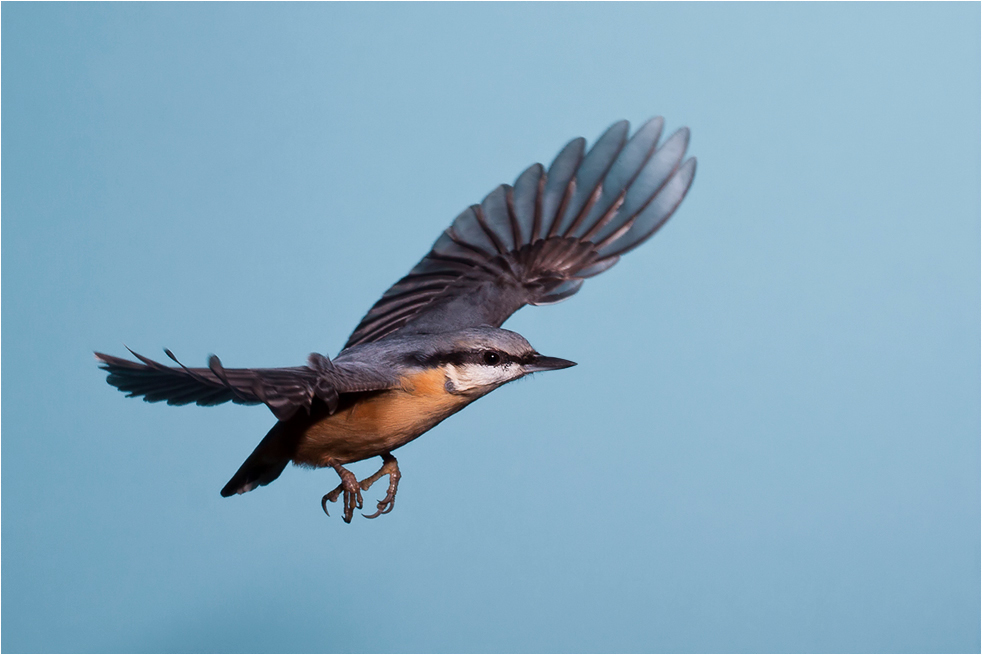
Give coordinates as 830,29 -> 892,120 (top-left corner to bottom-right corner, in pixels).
292,368 -> 471,466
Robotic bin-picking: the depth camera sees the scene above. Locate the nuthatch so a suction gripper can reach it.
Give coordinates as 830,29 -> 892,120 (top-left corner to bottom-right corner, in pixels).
97,117 -> 696,522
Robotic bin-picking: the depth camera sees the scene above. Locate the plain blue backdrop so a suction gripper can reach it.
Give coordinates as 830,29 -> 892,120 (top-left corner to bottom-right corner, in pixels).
2,3 -> 979,653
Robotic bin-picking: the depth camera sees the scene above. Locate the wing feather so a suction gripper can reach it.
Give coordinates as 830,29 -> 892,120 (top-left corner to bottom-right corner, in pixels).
343,118 -> 696,349
598,156 -> 697,258
480,185 -> 518,252
573,116 -> 663,239
554,120 -> 630,237
512,164 -> 543,245
540,138 -> 586,239
96,349 -> 397,420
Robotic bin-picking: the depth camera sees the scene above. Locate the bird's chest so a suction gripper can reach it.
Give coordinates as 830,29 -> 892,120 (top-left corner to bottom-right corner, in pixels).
295,368 -> 472,466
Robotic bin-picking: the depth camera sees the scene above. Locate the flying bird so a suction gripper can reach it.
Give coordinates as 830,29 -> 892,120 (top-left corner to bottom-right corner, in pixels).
96,117 -> 696,522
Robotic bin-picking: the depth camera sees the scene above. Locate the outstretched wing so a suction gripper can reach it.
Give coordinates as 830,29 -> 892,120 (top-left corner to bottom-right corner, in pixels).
95,349 -> 396,420
344,117 -> 696,349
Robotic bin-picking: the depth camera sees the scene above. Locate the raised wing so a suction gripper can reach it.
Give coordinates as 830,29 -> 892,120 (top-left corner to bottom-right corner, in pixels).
96,349 -> 396,420
344,117 -> 696,349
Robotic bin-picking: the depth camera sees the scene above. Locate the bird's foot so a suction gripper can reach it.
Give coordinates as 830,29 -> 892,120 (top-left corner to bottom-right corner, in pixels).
359,453 -> 401,519
321,460 -> 363,523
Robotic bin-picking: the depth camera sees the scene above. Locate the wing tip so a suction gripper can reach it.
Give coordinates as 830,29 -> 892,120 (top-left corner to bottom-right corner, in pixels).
560,136 -> 587,159
610,118 -> 630,132
672,126 -> 691,149
679,155 -> 697,182
639,115 -> 665,130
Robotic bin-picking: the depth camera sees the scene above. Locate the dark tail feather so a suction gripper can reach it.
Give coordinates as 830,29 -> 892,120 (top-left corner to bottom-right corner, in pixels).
221,420 -> 299,497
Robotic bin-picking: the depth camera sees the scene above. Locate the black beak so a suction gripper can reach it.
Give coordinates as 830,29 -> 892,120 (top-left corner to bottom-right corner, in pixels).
525,354 -> 577,373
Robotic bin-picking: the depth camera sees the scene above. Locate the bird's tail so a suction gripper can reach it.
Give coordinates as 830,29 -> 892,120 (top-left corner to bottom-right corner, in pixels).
221,420 -> 300,497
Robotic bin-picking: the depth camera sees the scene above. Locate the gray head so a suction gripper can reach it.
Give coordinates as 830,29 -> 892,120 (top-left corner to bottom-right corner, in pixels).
410,326 -> 576,394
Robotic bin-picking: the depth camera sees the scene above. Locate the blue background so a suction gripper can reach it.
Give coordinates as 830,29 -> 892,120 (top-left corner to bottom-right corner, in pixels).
3,3 -> 979,653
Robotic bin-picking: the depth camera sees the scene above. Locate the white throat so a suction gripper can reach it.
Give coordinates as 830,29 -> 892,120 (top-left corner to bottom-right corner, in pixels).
442,362 -> 522,393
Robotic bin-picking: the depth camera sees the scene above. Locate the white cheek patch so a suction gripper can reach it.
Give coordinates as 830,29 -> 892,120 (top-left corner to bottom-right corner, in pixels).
443,363 -> 522,392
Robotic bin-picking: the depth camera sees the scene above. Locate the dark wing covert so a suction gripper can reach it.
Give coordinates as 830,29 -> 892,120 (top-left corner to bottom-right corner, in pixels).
95,349 -> 396,420
344,117 -> 696,349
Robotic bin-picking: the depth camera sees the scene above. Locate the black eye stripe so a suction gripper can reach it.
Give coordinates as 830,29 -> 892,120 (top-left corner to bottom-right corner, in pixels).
410,348 -> 533,368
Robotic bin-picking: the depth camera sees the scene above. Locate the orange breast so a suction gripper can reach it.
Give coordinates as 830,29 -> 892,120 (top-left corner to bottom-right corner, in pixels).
293,368 -> 470,466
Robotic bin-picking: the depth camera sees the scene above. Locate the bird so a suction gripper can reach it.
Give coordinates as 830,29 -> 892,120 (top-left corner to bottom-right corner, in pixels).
96,117 -> 696,523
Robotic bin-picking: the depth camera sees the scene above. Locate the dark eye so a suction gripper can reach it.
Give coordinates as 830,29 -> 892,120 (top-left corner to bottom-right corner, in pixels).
482,350 -> 501,365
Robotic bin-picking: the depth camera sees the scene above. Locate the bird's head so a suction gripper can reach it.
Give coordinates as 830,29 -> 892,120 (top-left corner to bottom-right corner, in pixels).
413,326 -> 576,394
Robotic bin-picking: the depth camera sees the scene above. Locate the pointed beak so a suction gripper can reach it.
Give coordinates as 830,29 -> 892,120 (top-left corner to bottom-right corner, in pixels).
525,354 -> 577,373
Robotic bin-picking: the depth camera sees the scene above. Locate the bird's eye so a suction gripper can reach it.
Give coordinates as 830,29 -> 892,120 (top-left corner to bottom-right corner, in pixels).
483,350 -> 501,365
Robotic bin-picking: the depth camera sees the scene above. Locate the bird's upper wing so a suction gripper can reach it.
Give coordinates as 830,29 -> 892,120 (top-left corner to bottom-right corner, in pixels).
95,349 -> 397,420
344,117 -> 696,349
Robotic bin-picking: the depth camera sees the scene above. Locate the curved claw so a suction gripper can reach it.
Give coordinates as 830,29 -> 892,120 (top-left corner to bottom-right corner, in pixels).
322,481 -> 344,509
322,455 -> 401,522
323,460 -> 365,523
363,498 -> 395,519
340,486 -> 363,523
361,454 -> 401,519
